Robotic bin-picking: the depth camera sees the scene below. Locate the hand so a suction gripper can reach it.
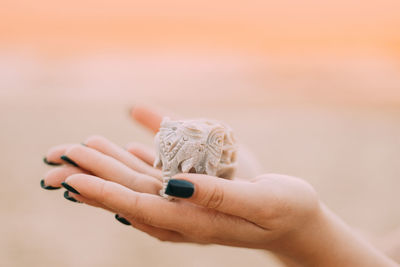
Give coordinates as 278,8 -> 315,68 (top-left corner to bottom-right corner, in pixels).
41,105 -> 318,250
43,135 -> 320,250
41,105 -> 397,267
43,139 -> 396,266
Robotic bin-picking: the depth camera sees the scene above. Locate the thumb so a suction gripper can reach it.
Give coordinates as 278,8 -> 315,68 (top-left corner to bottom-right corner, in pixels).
167,173 -> 261,220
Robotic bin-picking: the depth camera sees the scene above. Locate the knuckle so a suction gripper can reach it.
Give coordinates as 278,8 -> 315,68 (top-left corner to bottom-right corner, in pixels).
130,173 -> 162,194
202,184 -> 225,210
126,172 -> 141,190
85,135 -> 108,148
127,195 -> 153,225
98,180 -> 122,207
98,180 -> 111,202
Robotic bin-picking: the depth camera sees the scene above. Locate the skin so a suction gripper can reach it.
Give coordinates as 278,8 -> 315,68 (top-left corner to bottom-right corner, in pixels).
42,105 -> 398,267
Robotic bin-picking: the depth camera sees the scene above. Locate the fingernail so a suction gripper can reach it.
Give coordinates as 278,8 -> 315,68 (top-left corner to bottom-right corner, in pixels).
60,155 -> 79,167
165,179 -> 194,198
64,191 -> 81,203
43,157 -> 61,166
40,179 -> 61,190
81,142 -> 87,146
61,182 -> 80,195
115,214 -> 131,225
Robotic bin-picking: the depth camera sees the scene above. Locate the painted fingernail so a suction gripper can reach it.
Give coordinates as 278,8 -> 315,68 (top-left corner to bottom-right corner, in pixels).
43,157 -> 61,166
60,155 -> 79,167
165,179 -> 194,198
115,214 -> 131,225
61,182 -> 80,195
64,191 -> 81,203
40,179 -> 61,190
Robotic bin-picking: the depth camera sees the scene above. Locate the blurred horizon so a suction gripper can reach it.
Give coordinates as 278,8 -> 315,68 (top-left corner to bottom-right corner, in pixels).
2,0 -> 400,54
2,0 -> 400,108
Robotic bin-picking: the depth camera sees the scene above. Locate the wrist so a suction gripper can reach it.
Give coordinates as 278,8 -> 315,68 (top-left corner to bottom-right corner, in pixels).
264,201 -> 328,265
266,203 -> 396,267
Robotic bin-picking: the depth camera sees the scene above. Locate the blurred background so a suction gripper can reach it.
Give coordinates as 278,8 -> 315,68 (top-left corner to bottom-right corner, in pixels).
1,0 -> 400,266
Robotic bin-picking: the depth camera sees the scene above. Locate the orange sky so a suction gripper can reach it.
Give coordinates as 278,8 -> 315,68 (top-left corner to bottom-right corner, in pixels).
1,0 -> 400,56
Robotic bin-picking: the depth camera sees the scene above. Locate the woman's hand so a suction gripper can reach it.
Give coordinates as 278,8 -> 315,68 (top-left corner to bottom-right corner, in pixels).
42,133 -> 321,251
41,105 -> 397,267
42,139 -> 396,266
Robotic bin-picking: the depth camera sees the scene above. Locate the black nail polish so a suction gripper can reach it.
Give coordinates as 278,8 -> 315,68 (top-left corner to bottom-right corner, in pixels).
40,179 -> 61,190
115,214 -> 131,225
64,191 -> 80,203
165,179 -> 194,198
61,182 -> 80,195
60,155 -> 79,167
43,157 -> 61,166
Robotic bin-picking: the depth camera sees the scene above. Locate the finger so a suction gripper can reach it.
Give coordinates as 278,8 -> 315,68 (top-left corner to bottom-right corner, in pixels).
65,174 -> 186,232
66,191 -> 104,207
64,145 -> 161,195
167,173 -> 263,220
42,165 -> 87,188
65,190 -> 185,243
84,136 -> 161,179
130,105 -> 164,133
65,191 -> 118,217
68,190 -> 187,243
64,174 -> 263,243
45,144 -> 74,164
123,216 -> 189,243
125,142 -> 156,166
